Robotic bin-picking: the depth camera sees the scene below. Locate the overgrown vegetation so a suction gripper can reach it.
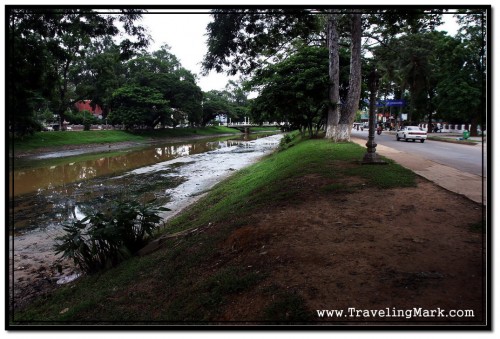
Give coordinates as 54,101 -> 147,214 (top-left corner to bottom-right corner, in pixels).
54,200 -> 168,274
278,130 -> 301,151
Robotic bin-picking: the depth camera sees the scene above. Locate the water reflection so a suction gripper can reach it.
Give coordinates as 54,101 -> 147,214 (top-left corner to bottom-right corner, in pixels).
9,133 -> 279,234
10,134 -> 272,197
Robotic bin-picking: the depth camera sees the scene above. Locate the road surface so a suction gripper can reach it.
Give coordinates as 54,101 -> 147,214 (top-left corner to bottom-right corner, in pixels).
351,129 -> 487,177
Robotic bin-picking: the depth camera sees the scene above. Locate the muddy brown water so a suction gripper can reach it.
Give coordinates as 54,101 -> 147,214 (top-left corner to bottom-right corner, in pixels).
10,133 -> 281,233
8,133 -> 283,304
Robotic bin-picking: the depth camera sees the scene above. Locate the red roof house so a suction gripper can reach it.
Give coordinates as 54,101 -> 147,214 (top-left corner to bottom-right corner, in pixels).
75,100 -> 103,117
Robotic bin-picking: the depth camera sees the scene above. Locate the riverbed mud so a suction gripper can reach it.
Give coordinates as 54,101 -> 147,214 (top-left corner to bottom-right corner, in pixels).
8,133 -> 283,311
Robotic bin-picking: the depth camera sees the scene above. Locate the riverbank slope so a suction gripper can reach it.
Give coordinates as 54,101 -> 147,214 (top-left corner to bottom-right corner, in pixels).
10,136 -> 486,327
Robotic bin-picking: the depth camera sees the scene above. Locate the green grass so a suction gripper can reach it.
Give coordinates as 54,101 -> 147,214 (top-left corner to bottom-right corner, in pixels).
263,292 -> 313,323
11,137 -> 418,325
427,136 -> 479,145
469,220 -> 485,233
133,126 -> 241,138
12,130 -> 145,151
11,126 -> 242,152
249,126 -> 281,132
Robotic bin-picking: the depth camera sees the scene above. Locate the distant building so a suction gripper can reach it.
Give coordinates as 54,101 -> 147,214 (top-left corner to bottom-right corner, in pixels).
215,114 -> 227,124
75,100 -> 103,118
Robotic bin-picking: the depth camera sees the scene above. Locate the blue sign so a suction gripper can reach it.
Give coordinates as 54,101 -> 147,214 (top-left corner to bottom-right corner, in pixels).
385,100 -> 406,107
374,100 -> 406,107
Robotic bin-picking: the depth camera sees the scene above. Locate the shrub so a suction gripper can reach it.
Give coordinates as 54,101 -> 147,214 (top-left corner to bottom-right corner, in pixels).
278,131 -> 300,151
54,200 -> 168,274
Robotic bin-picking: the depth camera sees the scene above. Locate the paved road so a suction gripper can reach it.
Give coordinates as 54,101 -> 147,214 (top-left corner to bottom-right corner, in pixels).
350,129 -> 486,205
351,129 -> 487,177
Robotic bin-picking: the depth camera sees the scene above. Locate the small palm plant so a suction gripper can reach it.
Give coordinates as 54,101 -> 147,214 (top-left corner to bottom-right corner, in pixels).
54,200 -> 169,274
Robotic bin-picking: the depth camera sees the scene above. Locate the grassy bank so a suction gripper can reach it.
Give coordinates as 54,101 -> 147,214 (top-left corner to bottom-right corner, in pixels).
247,126 -> 281,132
426,135 -> 480,145
11,126 -> 241,152
12,137 -> 417,324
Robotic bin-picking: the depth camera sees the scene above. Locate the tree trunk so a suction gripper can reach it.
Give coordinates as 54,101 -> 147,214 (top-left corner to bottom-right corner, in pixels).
470,116 -> 479,137
426,89 -> 435,133
325,13 -> 340,140
427,112 -> 433,133
339,13 -> 363,140
326,13 -> 363,142
58,110 -> 65,131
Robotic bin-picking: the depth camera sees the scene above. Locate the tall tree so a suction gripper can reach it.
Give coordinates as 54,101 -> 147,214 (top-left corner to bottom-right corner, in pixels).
201,90 -> 234,126
202,8 -> 442,141
7,8 -> 150,132
434,10 -> 487,135
224,80 -> 250,124
73,36 -> 125,119
373,32 -> 449,128
108,46 -> 202,128
325,12 -> 363,141
108,84 -> 171,130
120,45 -> 202,127
8,9 -> 56,135
371,10 -> 486,135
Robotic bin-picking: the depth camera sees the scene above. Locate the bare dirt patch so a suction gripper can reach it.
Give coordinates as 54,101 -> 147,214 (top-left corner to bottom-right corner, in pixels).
214,175 -> 485,324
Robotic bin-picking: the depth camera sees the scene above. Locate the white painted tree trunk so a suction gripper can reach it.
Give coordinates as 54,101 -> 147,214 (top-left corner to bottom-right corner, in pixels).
325,13 -> 363,143
325,13 -> 340,140
339,13 -> 362,141
326,123 -> 351,142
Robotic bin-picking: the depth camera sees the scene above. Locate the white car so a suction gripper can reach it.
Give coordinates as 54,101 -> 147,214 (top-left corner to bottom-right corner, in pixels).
396,126 -> 427,143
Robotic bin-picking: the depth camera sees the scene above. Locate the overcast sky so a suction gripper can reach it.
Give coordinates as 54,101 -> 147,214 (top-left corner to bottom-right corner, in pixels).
140,10 -> 461,94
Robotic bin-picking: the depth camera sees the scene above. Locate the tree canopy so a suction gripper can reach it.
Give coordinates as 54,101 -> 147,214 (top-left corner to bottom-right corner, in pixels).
8,8 -> 150,134
8,7 -> 488,137
107,45 -> 203,129
202,7 -> 487,139
247,46 -> 330,136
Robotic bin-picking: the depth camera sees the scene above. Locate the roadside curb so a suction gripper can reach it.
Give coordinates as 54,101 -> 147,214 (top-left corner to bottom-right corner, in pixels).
351,137 -> 486,205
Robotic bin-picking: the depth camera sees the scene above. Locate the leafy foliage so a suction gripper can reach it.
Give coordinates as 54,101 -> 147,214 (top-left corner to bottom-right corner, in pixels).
65,110 -> 99,129
108,85 -> 171,130
371,12 -> 486,134
7,8 -> 150,134
202,9 -> 320,76
108,45 -> 203,128
201,90 -> 233,126
434,11 -> 486,131
54,200 -> 168,274
247,46 -> 330,136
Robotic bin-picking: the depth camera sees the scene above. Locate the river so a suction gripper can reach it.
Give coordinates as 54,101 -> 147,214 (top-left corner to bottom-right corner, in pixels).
8,132 -> 283,306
